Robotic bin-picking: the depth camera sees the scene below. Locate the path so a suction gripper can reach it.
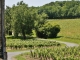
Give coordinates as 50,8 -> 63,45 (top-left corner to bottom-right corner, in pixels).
7,50 -> 32,60
7,39 -> 79,60
7,51 -> 26,60
39,39 -> 79,47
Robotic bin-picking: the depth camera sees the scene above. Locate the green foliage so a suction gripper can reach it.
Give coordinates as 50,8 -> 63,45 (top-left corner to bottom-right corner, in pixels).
36,23 -> 60,38
48,19 -> 80,40
10,1 -> 36,39
5,1 -> 48,39
6,39 -> 61,50
15,54 -> 25,60
6,0 -> 80,39
38,1 -> 80,19
47,19 -> 80,44
30,46 -> 80,60
5,6 -> 12,34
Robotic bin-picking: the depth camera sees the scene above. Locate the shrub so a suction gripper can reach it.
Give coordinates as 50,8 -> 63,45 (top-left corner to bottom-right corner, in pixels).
35,23 -> 60,38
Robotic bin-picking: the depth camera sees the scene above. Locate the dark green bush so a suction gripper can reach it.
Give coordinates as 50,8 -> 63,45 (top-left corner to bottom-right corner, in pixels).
35,23 -> 60,38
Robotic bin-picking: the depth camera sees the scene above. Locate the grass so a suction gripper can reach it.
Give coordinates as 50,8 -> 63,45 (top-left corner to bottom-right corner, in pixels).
7,49 -> 28,52
47,19 -> 80,44
15,52 -> 40,60
15,54 -> 26,60
51,38 -> 80,44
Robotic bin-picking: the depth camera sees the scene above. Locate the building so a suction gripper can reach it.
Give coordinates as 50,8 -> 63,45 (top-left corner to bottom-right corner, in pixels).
0,0 -> 7,60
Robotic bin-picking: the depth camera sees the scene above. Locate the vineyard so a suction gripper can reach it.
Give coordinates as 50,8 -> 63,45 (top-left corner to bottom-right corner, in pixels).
6,39 -> 61,50
16,46 -> 80,60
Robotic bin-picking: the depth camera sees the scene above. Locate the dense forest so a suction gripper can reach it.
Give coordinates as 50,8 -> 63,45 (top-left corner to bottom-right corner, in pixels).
37,0 -> 80,19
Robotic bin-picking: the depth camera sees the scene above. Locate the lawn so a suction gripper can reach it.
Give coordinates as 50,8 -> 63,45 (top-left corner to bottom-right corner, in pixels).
47,19 -> 80,44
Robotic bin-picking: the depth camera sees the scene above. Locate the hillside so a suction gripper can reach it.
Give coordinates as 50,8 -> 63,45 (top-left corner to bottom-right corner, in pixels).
48,19 -> 80,43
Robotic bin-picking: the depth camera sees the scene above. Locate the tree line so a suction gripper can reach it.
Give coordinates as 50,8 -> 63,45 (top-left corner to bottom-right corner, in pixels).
38,0 -> 80,19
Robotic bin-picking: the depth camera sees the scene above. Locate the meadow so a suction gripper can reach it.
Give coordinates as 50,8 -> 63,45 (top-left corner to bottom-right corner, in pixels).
48,19 -> 80,44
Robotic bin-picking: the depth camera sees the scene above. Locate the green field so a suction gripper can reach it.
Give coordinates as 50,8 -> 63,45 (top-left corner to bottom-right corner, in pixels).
47,19 -> 80,44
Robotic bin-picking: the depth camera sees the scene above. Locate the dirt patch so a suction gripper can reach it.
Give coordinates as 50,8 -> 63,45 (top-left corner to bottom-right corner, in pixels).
12,57 -> 17,60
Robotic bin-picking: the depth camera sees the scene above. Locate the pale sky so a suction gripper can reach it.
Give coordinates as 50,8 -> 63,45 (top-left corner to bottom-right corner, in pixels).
5,0 -> 68,7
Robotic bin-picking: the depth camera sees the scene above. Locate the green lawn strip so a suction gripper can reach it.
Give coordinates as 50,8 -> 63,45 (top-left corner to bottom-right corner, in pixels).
15,54 -> 26,60
51,37 -> 80,44
7,49 -> 29,52
15,51 -> 38,60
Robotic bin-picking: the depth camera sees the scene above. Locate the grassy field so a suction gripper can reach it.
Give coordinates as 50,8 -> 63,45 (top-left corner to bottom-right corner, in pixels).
47,19 -> 80,44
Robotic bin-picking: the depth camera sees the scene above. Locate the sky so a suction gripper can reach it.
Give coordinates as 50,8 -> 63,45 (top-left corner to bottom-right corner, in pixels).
5,0 -> 68,7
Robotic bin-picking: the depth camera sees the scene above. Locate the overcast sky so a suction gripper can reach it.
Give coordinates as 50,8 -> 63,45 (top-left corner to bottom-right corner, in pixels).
5,0 -> 69,7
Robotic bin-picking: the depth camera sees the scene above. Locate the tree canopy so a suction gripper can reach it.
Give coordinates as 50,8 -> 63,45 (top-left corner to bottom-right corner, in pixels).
5,1 -> 48,39
38,0 -> 80,19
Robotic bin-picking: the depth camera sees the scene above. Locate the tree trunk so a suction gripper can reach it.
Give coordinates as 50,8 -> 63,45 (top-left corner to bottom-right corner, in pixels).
22,29 -> 26,39
14,32 -> 18,38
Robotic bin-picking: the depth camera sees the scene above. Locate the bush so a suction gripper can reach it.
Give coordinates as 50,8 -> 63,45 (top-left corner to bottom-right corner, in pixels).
35,23 -> 60,38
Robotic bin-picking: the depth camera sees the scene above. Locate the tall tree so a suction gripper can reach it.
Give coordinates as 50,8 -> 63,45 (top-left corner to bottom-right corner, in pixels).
5,6 -> 12,34
11,1 -> 37,39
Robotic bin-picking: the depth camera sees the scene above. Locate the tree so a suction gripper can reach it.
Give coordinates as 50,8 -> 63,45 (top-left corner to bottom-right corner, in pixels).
35,13 -> 48,30
10,1 -> 38,39
5,6 -> 12,35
